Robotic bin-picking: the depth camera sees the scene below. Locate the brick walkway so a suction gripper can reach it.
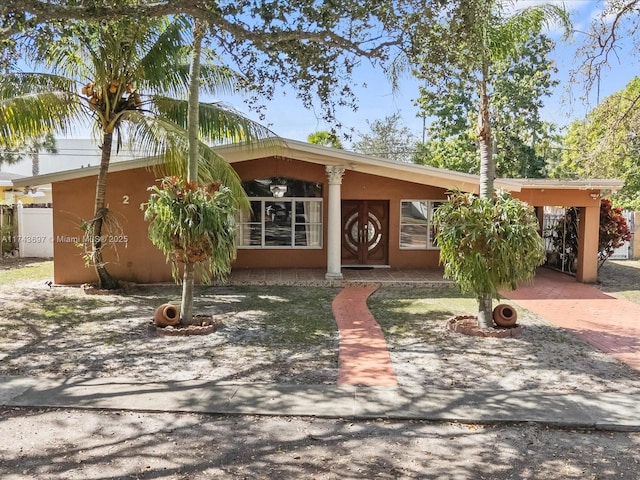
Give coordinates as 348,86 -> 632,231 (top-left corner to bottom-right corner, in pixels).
332,286 -> 398,386
503,268 -> 640,372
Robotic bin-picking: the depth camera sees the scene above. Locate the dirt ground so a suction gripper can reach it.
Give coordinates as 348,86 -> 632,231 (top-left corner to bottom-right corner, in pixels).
2,259 -> 640,478
1,407 -> 639,479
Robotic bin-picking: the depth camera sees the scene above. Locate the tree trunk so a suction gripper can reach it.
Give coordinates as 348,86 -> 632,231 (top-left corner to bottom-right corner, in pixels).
477,73 -> 494,200
477,293 -> 494,329
91,131 -> 118,290
180,261 -> 195,324
180,18 -> 206,325
30,150 -> 39,176
477,59 -> 495,328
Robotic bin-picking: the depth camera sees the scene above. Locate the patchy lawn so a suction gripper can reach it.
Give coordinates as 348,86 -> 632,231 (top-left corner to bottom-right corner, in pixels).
598,259 -> 640,304
1,258 -> 640,393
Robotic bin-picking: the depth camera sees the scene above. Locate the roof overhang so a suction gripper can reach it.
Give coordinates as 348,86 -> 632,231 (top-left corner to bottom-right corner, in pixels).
11,138 -> 624,196
510,178 -> 625,192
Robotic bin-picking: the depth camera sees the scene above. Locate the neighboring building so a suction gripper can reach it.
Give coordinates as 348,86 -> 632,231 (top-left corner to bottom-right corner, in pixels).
12,139 -> 623,285
4,138 -> 140,177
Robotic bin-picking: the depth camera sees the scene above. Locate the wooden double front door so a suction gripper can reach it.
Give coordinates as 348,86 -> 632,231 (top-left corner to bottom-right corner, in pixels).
341,200 -> 389,266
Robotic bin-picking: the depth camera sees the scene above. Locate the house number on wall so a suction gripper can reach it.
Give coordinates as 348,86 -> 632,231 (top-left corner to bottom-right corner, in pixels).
122,195 -> 130,205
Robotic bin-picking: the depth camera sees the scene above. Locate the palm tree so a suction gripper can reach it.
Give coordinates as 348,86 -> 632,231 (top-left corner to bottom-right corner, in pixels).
0,16 -> 271,289
0,133 -> 57,175
307,131 -> 344,149
403,1 -> 570,328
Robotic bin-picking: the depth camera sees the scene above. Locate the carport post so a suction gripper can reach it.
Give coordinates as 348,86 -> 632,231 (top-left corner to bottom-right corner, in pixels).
576,204 -> 599,283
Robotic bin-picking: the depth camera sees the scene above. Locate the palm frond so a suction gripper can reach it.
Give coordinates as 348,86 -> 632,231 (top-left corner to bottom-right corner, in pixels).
0,72 -> 79,97
489,3 -> 571,61
0,92 -> 84,145
198,64 -> 249,97
151,96 -> 276,145
118,112 -> 248,207
137,17 -> 193,96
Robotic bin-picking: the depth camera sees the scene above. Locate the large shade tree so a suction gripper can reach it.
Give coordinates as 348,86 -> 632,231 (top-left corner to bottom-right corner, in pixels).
552,78 -> 640,210
351,112 -> 417,163
0,16 -> 270,289
0,0 -> 404,127
414,34 -> 561,179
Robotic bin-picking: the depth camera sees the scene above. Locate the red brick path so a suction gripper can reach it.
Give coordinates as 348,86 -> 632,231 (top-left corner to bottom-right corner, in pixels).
332,286 -> 398,386
503,268 -> 640,372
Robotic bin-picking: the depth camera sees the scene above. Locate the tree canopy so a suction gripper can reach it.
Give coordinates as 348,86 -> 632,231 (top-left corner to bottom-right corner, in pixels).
414,34 -> 562,179
1,0 -> 403,126
307,131 -> 344,149
552,77 -> 640,209
351,112 -> 417,162
1,16 -> 271,288
398,0 -> 569,198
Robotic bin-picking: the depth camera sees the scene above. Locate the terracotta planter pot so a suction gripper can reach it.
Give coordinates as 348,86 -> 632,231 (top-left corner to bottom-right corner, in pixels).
493,304 -> 518,327
154,303 -> 180,327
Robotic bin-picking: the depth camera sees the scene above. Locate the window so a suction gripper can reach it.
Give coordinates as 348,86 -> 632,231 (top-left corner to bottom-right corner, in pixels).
400,200 -> 443,249
237,178 -> 323,249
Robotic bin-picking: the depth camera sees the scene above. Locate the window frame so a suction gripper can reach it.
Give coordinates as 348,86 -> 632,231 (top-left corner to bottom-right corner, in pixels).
236,197 -> 323,249
399,199 -> 443,250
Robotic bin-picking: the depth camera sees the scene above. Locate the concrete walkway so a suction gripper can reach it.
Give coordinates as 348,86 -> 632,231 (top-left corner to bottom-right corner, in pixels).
504,268 -> 640,372
2,375 -> 640,431
332,286 -> 398,387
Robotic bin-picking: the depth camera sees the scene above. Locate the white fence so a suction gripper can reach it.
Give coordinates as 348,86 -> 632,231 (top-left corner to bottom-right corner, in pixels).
609,210 -> 634,259
17,203 -> 53,258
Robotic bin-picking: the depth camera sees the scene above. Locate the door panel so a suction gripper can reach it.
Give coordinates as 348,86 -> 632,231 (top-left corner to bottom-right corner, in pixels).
341,200 -> 389,265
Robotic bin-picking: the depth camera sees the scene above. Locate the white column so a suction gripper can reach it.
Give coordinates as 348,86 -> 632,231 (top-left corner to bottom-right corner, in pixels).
325,166 -> 345,280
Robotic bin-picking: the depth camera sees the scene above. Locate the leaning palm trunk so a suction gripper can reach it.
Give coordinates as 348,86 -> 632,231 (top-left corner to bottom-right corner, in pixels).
91,132 -> 118,290
180,19 -> 206,325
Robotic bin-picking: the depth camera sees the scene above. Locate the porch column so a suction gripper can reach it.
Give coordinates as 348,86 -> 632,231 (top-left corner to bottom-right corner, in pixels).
325,166 -> 345,280
576,205 -> 599,283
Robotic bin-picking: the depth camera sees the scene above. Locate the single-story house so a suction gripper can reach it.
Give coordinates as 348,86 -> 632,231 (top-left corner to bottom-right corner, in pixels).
13,138 -> 623,285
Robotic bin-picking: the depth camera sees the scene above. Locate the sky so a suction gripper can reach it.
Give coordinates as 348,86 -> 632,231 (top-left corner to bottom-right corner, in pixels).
213,0 -> 639,147
3,0 -> 639,176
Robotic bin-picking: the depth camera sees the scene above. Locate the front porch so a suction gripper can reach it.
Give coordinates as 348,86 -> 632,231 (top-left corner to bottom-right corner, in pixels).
221,267 -> 452,288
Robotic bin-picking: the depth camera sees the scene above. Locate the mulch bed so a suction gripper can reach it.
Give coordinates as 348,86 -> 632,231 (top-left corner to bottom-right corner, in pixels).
148,316 -> 224,337
446,315 -> 522,338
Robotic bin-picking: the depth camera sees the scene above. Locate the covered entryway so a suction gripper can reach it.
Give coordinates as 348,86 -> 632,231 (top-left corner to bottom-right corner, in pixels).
341,200 -> 389,266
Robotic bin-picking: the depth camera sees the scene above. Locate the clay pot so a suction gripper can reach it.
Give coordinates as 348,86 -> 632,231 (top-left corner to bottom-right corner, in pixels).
154,303 -> 180,327
493,304 -> 518,327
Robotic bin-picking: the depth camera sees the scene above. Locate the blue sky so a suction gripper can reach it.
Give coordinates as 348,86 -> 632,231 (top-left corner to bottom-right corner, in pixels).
7,1 -> 638,151
217,0 -> 639,147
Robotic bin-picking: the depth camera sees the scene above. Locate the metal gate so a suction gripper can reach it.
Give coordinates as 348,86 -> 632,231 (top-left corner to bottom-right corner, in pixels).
543,207 -> 635,271
542,206 -> 578,274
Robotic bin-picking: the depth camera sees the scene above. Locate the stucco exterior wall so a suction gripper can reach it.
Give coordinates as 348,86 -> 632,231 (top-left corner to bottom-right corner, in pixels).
339,169 -> 446,269
232,157 -> 447,270
52,168 -> 171,284
51,158 -> 451,284
48,152 -> 611,285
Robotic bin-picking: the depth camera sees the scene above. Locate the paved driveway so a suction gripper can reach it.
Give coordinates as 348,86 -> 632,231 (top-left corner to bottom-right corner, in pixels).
504,268 -> 640,372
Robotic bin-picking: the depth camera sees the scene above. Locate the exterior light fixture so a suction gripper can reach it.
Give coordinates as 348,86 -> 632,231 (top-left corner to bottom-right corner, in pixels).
269,184 -> 287,198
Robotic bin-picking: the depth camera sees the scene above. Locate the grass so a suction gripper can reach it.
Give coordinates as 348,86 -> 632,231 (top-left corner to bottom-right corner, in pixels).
598,259 -> 640,304
368,287 -> 477,339
0,258 -> 53,284
2,258 -> 640,340
198,285 -> 341,345
2,258 -> 640,387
